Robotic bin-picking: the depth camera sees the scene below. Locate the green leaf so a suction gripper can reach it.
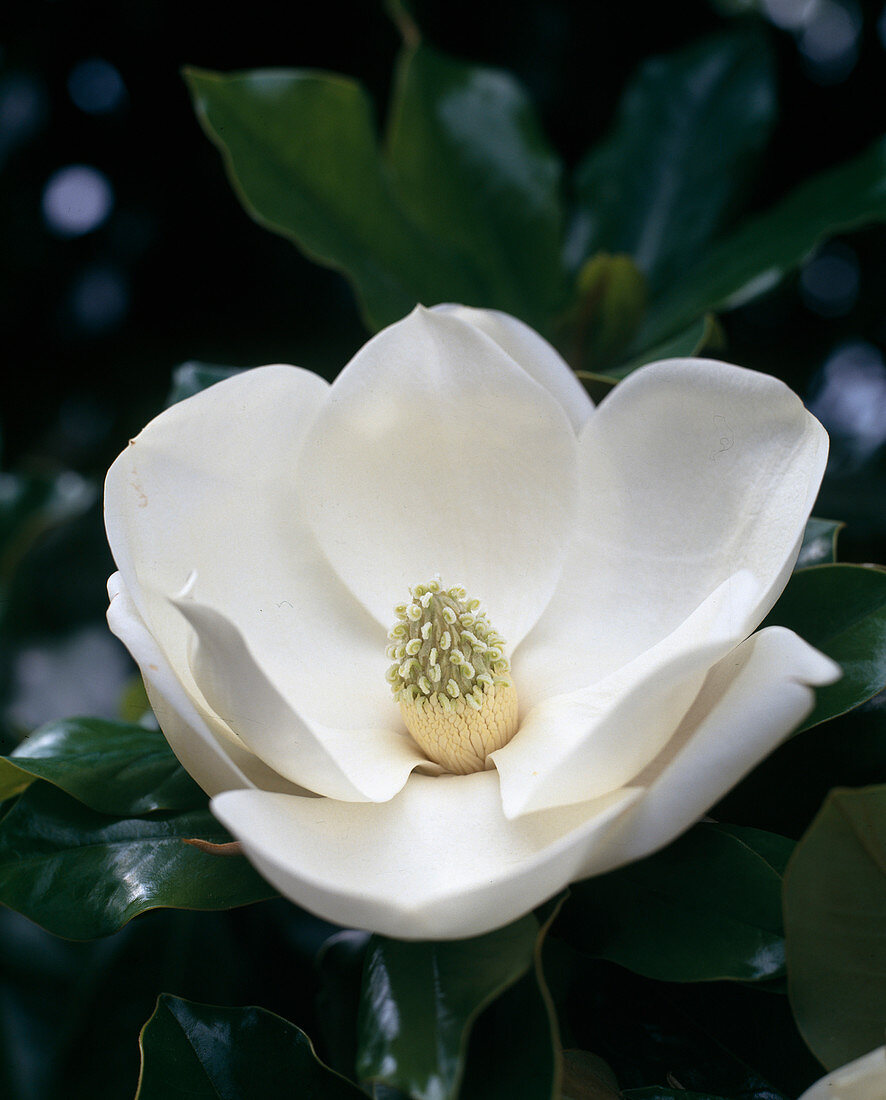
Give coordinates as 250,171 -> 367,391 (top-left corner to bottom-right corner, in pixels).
185,44 -> 566,333
559,823 -> 793,983
763,563 -> 886,730
784,785 -> 886,1069
166,361 -> 245,407
136,994 -> 363,1098
0,781 -> 276,938
610,312 -> 719,379
0,717 -> 203,814
796,517 -> 843,569
570,30 -> 776,292
357,897 -> 564,1099
386,44 -> 565,331
638,137 -> 886,347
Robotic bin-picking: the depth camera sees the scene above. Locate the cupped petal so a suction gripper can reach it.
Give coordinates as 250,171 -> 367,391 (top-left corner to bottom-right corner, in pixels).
496,572 -> 760,817
107,573 -> 305,799
297,306 -> 579,647
430,304 -> 594,432
579,626 -> 841,878
174,596 -> 434,802
798,1046 -> 886,1100
517,357 -> 828,700
105,363 -> 395,735
211,771 -> 641,940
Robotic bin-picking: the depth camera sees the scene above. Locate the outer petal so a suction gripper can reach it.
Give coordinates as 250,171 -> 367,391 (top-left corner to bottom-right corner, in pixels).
107,573 -> 305,799
173,596 -> 434,802
580,626 -> 841,877
211,772 -> 641,940
430,304 -> 594,432
494,572 -> 760,816
798,1046 -> 886,1100
105,364 -> 395,735
516,357 -> 828,702
298,306 -> 579,647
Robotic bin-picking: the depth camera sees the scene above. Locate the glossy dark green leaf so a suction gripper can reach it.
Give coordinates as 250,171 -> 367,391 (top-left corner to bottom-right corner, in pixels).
186,45 -> 565,332
0,717 -> 203,814
136,994 -> 362,1099
764,563 -> 886,729
166,361 -> 245,407
185,65 -> 461,330
387,44 -> 565,332
638,137 -> 886,346
559,823 -> 792,982
784,784 -> 886,1070
570,31 -> 775,292
358,898 -> 563,1100
796,517 -> 843,569
0,781 -> 276,938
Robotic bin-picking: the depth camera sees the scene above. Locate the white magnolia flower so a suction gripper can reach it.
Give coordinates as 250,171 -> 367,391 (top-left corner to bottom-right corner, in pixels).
105,305 -> 839,939
799,1046 -> 886,1100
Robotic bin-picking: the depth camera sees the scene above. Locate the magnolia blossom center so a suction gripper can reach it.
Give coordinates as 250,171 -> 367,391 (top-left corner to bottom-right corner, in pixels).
386,579 -> 519,774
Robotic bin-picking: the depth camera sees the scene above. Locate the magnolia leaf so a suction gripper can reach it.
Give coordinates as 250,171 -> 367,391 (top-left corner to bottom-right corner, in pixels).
186,44 -> 565,333
0,782 -> 276,938
560,823 -> 791,983
784,785 -> 886,1070
796,518 -> 843,570
136,994 -> 363,1098
387,43 -> 565,333
571,29 -> 776,292
763,563 -> 886,730
610,313 -> 720,378
638,137 -> 886,347
357,895 -> 564,1099
0,716 -> 203,814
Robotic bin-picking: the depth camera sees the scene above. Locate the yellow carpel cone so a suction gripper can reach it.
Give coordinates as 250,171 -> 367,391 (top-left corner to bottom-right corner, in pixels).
386,580 -> 519,774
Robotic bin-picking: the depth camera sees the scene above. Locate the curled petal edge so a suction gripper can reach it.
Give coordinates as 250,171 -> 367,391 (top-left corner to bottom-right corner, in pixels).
106,572 -> 305,798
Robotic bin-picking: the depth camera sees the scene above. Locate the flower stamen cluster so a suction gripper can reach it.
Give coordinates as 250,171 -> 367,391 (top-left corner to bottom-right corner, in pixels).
386,579 -> 518,773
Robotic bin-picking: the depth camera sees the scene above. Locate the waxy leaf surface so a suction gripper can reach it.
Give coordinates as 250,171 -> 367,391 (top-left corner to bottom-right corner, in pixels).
571,30 -> 776,292
0,782 -> 276,938
764,563 -> 886,729
638,137 -> 886,347
186,44 -> 565,333
136,994 -> 362,1098
0,717 -> 203,814
559,823 -> 792,982
358,898 -> 563,1099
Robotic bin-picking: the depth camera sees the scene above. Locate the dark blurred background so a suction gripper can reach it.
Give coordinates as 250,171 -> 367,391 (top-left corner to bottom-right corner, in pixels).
2,0 -> 885,733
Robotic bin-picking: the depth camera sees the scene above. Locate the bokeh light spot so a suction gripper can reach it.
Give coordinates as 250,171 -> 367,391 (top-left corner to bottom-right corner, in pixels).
68,58 -> 127,114
42,165 -> 114,238
800,242 -> 860,317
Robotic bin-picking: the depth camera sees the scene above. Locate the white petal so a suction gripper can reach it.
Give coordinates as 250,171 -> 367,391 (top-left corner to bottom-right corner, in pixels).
107,573 -> 304,798
517,357 -> 828,701
581,626 -> 841,878
496,572 -> 760,817
430,304 -> 594,431
105,364 -> 395,735
174,596 -> 433,802
211,772 -> 641,939
799,1046 -> 886,1100
298,306 -> 579,647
